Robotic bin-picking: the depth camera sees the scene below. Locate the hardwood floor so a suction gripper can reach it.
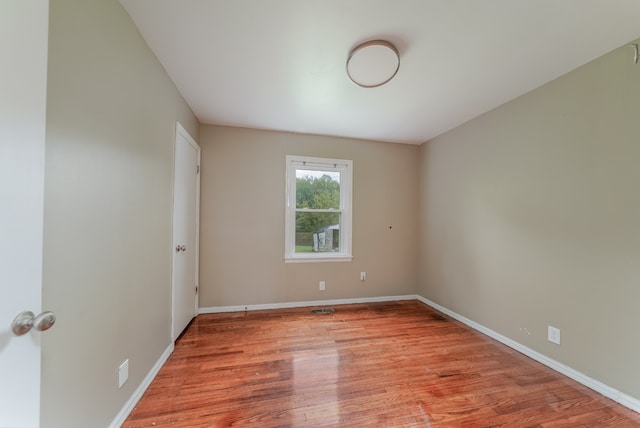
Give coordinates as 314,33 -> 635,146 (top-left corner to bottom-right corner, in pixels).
123,301 -> 640,427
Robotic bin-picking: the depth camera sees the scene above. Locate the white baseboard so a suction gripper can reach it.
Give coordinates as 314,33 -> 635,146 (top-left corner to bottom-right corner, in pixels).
620,392 -> 640,414
199,294 -> 419,314
109,343 -> 175,428
415,295 -> 640,414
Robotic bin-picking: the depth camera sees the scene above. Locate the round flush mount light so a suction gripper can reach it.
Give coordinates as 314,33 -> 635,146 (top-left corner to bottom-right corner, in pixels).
346,40 -> 400,88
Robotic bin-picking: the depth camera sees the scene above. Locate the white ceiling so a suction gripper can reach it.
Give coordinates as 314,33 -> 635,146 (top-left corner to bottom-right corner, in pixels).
121,1 -> 640,144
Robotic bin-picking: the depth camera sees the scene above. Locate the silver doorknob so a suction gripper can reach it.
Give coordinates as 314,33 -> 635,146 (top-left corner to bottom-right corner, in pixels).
34,311 -> 56,332
11,310 -> 56,336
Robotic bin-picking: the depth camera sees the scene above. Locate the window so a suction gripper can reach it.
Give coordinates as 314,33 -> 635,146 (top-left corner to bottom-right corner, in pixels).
285,155 -> 352,263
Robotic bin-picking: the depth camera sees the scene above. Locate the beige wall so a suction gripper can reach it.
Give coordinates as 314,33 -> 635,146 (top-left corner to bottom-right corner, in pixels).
418,40 -> 640,399
41,0 -> 198,426
199,126 -> 419,307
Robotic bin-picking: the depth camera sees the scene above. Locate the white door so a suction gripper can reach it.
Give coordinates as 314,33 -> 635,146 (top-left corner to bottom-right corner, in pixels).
0,2 -> 50,427
172,123 -> 200,339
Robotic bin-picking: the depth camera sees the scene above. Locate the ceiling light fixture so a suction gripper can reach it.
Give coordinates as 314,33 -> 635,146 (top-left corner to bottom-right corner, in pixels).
346,40 -> 400,88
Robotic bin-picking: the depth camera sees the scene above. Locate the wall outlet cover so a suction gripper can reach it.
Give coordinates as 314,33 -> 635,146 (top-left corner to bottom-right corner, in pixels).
118,359 -> 129,388
548,326 -> 561,345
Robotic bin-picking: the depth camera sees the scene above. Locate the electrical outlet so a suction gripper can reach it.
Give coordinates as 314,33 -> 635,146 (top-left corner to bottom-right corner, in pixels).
319,281 -> 325,291
360,272 -> 366,281
548,326 -> 561,345
118,359 -> 129,388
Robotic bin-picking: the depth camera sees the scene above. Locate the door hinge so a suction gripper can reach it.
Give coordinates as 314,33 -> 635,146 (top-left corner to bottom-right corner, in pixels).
196,165 -> 200,174
195,286 -> 199,294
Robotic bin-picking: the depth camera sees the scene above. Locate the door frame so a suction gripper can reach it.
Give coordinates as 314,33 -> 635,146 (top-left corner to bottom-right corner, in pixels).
171,122 -> 200,340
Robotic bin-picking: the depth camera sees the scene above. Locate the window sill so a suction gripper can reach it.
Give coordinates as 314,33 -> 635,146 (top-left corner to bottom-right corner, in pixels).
284,255 -> 353,264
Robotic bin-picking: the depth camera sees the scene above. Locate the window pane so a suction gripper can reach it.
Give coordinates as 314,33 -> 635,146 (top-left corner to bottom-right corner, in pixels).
295,170 -> 340,209
295,212 -> 341,253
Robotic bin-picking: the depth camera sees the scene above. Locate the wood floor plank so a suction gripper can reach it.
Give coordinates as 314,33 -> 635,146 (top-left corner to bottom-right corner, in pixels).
123,301 -> 640,427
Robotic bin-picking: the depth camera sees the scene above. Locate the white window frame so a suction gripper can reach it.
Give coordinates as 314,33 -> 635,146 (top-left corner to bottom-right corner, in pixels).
285,155 -> 353,263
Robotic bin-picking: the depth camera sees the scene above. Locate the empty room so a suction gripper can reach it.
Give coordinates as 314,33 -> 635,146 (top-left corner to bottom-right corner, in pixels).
2,1 -> 640,427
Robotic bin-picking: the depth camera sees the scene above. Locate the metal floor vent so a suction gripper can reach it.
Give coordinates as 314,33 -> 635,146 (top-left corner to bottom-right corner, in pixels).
311,308 -> 335,314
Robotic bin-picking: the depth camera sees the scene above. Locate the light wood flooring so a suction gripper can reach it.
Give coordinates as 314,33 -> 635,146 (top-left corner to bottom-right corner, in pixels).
123,300 -> 640,427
